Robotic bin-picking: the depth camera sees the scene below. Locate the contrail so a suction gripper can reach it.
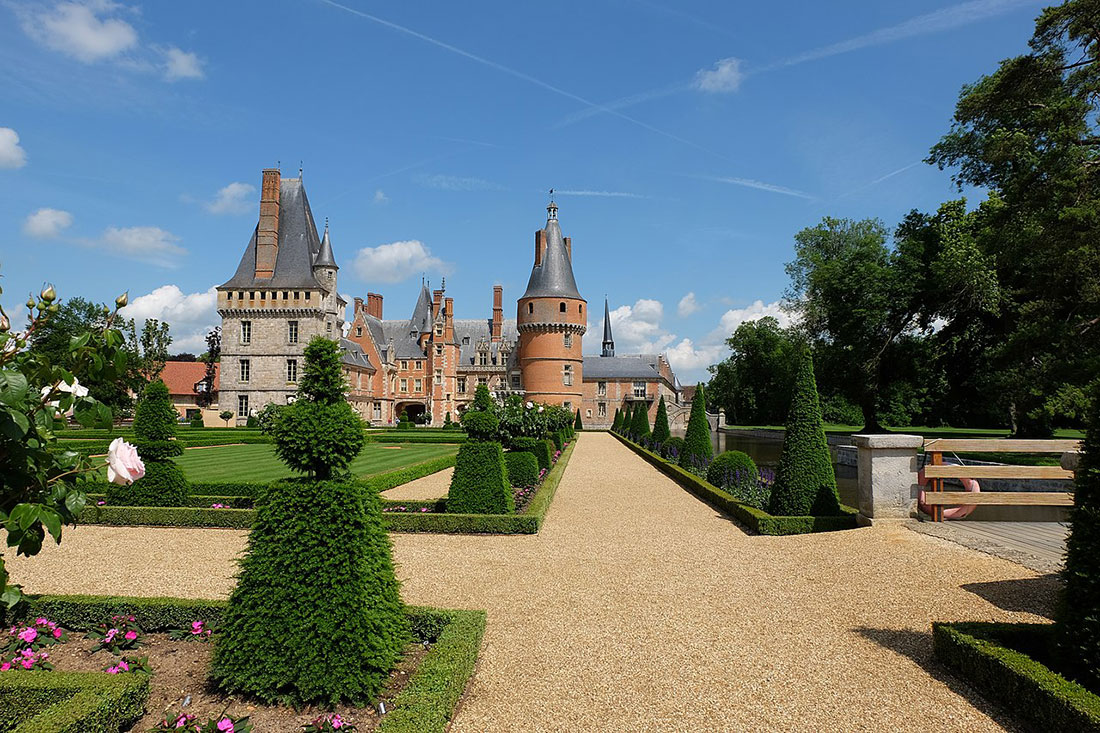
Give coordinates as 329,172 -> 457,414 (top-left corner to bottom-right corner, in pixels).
695,175 -> 816,201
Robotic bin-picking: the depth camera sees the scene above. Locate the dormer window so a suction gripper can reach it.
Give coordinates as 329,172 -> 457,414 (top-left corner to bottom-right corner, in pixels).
462,336 -> 470,346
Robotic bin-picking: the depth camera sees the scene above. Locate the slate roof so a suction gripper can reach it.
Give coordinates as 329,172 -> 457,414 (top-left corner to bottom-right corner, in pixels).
314,223 -> 337,268
340,338 -> 375,371
220,177 -> 329,289
582,354 -> 663,380
453,319 -> 519,366
521,207 -> 583,300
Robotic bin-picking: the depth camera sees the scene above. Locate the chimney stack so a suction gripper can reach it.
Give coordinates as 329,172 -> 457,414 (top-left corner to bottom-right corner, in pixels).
533,229 -> 545,267
432,289 -> 443,320
564,236 -> 571,260
255,168 -> 280,279
491,285 -> 503,342
445,297 -> 455,338
353,296 -> 364,314
366,292 -> 383,319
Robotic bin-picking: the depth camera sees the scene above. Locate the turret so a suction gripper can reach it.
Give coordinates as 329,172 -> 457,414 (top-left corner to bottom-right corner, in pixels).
602,297 -> 615,357
313,218 -> 338,290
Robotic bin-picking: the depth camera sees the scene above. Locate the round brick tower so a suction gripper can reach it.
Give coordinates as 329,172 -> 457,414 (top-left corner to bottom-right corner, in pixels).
517,200 -> 586,409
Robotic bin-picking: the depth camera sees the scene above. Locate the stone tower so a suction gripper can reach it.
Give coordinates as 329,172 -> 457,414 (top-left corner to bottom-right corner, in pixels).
516,200 -> 586,410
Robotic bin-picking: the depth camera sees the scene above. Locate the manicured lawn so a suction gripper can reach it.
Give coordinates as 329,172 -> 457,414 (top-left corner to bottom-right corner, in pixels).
173,443 -> 459,483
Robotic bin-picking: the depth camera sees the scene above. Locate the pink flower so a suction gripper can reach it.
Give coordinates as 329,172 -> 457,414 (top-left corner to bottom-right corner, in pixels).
420,507 -> 429,512
106,438 -> 145,486
52,628 -> 62,639
0,662 -> 9,671
216,718 -> 234,732
124,630 -> 137,640
35,618 -> 47,625
104,629 -> 118,642
18,627 -> 37,643
97,500 -> 106,505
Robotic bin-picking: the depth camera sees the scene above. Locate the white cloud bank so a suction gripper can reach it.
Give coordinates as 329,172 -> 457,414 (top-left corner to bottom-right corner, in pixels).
0,128 -> 28,169
677,292 -> 700,317
353,240 -> 452,284
121,285 -> 218,352
23,208 -> 74,238
160,46 -> 204,80
205,182 -> 255,215
713,299 -> 798,339
693,57 -> 744,93
98,226 -> 186,266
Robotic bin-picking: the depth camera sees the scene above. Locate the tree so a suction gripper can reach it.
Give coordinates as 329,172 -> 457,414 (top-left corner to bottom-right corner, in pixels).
109,380 -> 187,506
927,1 -> 1100,435
195,327 -> 220,409
630,401 -> 650,439
678,383 -> 713,472
574,408 -> 583,430
611,408 -> 622,432
450,383 -> 511,514
138,319 -> 172,381
271,337 -> 365,480
768,348 -> 840,516
1059,379 -> 1100,687
652,395 -> 670,444
708,317 -> 801,426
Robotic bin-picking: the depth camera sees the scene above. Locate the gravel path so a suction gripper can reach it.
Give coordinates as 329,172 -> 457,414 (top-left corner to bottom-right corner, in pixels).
7,433 -> 1055,731
381,467 -> 453,501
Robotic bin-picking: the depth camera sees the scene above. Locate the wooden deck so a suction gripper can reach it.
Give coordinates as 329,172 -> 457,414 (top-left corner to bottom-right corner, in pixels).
947,521 -> 1068,567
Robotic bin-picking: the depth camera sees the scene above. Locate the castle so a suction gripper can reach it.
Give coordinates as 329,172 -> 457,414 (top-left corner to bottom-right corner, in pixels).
217,168 -> 687,429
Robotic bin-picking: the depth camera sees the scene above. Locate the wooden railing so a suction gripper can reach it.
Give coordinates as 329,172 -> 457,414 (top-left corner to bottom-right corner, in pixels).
922,438 -> 1080,521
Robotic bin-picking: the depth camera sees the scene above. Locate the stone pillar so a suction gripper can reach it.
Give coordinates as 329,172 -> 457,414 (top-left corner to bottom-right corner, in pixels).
852,434 -> 924,525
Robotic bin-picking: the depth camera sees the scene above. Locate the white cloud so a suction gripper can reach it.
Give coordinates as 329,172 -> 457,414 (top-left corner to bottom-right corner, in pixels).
677,292 -> 700,317
413,173 -> 502,191
555,189 -> 646,199
0,128 -> 28,169
204,182 -> 255,215
664,337 -> 725,373
373,189 -> 390,205
712,299 -> 798,340
353,240 -> 452,284
99,226 -> 186,266
23,208 -> 74,238
698,174 -> 815,200
693,57 -> 744,93
120,285 -> 217,352
161,46 -> 204,81
20,1 -> 138,63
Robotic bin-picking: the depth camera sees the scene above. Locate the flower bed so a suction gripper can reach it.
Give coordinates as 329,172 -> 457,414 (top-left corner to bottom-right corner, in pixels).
1,595 -> 486,733
933,621 -> 1100,732
613,433 -> 858,535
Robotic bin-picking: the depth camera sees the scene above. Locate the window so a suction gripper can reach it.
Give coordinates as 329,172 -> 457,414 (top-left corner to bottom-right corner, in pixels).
237,291 -> 244,300
633,381 -> 646,398
564,332 -> 573,348
414,379 -> 422,392
227,292 -> 233,300
511,375 -> 520,388
373,403 -> 381,420
563,401 -> 572,410
240,321 -> 252,345
415,361 -> 422,370
478,352 -> 487,366
400,378 -> 408,392
563,364 -> 573,387
579,304 -> 583,314
598,403 -> 607,418
288,320 -> 298,344
305,292 -> 311,300
239,359 -> 250,383
293,291 -> 300,299
462,336 -> 470,345
249,291 -> 255,300
597,381 -> 607,396
401,360 -> 408,370
355,326 -> 362,337
237,395 -> 249,418
287,359 -> 298,383
434,369 -> 442,385
436,345 -> 443,356
478,377 -> 487,387
326,321 -> 332,333
435,326 -> 442,337
559,302 -> 566,313
528,303 -> 534,314
457,377 -> 466,393
282,291 -> 289,300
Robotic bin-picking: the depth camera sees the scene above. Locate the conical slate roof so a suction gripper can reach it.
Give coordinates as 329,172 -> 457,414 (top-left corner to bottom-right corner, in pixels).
602,297 -> 615,357
314,220 -> 337,268
521,204 -> 583,300
409,283 -> 433,334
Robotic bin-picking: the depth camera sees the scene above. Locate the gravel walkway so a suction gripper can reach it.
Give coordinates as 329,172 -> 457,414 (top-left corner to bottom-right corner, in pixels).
381,467 -> 453,501
7,433 -> 1055,731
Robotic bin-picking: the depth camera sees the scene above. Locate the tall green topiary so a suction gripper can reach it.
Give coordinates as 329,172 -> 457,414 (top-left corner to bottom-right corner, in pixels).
767,348 -> 840,516
110,380 -> 187,506
1058,379 -> 1100,688
611,408 -> 622,432
678,383 -> 713,472
574,409 -> 583,430
271,337 -> 365,480
652,395 -> 670,444
504,450 -> 539,488
450,382 -> 512,513
210,478 -> 409,705
630,402 -> 651,439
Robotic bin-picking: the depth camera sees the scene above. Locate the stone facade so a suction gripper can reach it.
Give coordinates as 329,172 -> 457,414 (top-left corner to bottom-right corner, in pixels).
218,169 -> 683,426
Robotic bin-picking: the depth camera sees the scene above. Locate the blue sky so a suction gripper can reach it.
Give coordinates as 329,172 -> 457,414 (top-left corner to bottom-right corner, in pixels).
0,0 -> 1045,382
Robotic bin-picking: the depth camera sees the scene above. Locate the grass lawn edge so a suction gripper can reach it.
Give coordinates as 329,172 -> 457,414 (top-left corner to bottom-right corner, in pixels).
613,432 -> 859,535
1,595 -> 486,733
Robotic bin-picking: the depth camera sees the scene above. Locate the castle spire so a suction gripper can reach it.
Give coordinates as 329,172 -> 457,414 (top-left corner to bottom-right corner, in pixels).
314,217 -> 337,269
602,297 -> 615,357
521,200 -> 581,300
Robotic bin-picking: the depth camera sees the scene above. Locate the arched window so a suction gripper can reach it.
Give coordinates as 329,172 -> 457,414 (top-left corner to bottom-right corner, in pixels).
528,303 -> 534,314
559,302 -> 566,313
579,304 -> 583,314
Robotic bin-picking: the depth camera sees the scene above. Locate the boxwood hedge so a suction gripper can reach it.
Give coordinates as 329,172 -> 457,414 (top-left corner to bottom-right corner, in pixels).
0,670 -> 149,733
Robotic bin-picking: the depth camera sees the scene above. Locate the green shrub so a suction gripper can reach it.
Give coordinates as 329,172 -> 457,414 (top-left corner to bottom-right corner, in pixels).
127,380 -> 188,506
1059,379 -> 1100,685
652,395 -> 670,444
271,337 -> 366,480
132,380 -> 176,441
447,442 -> 513,514
678,383 -> 713,472
245,415 -> 259,428
210,478 -> 409,705
611,408 -> 622,432
459,411 -> 499,441
662,436 -> 685,460
541,439 -> 555,467
574,409 -> 583,430
0,670 -> 149,733
105,461 -> 188,507
504,451 -> 539,488
630,402 -> 650,439
255,402 -> 283,435
189,413 -> 204,428
551,431 -> 564,452
707,450 -> 767,510
768,348 -> 840,517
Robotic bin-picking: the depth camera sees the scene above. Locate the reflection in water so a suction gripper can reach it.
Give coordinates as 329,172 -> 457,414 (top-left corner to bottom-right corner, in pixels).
671,429 -> 859,508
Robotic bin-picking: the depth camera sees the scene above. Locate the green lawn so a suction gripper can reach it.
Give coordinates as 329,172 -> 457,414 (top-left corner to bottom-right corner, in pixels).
723,424 -> 1085,439
171,443 -> 458,483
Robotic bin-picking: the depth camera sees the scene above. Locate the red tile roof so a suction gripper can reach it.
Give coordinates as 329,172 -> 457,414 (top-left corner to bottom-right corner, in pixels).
161,361 -> 219,396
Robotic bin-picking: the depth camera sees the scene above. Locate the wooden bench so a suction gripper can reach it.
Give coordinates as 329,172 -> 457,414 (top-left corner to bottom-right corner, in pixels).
922,438 -> 1080,521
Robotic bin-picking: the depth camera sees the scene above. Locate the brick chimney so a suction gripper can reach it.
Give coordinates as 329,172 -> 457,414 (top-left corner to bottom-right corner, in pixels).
353,296 -> 364,315
533,229 -> 545,267
255,168 -> 280,279
366,292 -> 383,319
445,297 -> 455,341
564,236 -> 571,260
432,289 -> 443,321
491,285 -> 503,342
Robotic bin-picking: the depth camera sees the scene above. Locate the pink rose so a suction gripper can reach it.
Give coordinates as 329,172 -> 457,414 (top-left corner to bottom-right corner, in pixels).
106,438 -> 145,486
124,630 -> 137,640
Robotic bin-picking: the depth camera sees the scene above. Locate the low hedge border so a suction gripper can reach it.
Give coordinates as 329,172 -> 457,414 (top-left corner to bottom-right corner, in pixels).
367,434 -> 467,445
76,443 -> 575,534
365,454 -> 458,492
932,622 -> 1100,732
1,595 -> 485,733
613,433 -> 858,535
0,670 -> 148,733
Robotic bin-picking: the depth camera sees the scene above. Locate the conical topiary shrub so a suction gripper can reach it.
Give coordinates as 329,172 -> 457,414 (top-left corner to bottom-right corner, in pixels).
767,348 -> 840,516
679,383 -> 713,473
450,384 -> 512,513
1058,379 -> 1100,688
611,408 -> 622,432
652,395 -> 671,444
575,409 -> 583,430
210,479 -> 409,705
631,401 -> 650,439
108,379 -> 187,506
